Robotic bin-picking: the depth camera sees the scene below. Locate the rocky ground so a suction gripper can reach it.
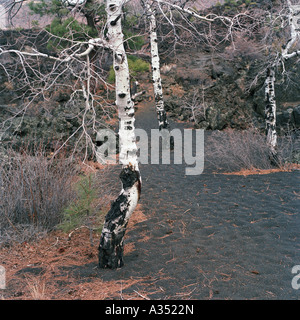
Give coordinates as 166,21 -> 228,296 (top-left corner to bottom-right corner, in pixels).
1,27 -> 300,157
160,47 -> 300,132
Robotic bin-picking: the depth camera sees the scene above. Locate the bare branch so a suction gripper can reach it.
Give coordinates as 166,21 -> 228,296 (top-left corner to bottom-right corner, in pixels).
2,0 -> 25,25
152,0 -> 215,22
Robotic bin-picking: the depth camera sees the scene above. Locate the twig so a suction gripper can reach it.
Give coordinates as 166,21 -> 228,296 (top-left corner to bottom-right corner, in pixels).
132,90 -> 146,101
4,212 -> 21,236
120,281 -> 124,300
45,237 -> 59,252
68,225 -> 89,241
133,290 -> 150,300
67,225 -> 98,241
175,287 -> 197,297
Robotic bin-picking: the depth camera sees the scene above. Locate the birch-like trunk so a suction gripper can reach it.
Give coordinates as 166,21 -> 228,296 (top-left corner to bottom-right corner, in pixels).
282,0 -> 300,59
98,0 -> 141,269
264,67 -> 279,165
263,0 -> 300,166
144,1 -> 169,130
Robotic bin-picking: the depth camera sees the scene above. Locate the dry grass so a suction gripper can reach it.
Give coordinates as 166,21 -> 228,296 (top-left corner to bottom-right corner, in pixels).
25,275 -> 47,300
0,149 -> 78,245
0,149 -> 121,247
0,202 -> 149,300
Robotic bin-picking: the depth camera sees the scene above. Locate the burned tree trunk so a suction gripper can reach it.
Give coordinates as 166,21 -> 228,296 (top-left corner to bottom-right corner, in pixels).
144,1 -> 169,130
264,67 -> 279,166
98,0 -> 141,269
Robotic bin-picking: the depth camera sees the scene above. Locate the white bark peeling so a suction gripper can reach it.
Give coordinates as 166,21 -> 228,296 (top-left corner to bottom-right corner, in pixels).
145,1 -> 169,130
282,1 -> 300,59
264,67 -> 277,158
98,0 -> 141,269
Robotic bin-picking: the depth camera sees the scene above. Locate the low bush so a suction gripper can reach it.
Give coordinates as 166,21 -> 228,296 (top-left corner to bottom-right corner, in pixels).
205,128 -> 299,172
59,174 -> 97,233
0,147 -> 118,246
205,128 -> 271,171
58,173 -> 108,235
0,149 -> 77,245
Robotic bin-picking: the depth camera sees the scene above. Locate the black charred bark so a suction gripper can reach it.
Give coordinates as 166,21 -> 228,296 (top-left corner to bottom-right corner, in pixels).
98,166 -> 141,269
157,110 -> 169,130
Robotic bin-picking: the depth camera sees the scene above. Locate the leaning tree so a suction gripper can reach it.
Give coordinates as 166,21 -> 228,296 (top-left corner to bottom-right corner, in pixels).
1,0 -> 282,268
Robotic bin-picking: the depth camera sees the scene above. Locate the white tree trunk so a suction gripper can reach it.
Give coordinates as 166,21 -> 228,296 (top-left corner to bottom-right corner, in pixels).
98,0 -> 141,269
282,0 -> 300,59
263,0 -> 300,166
144,1 -> 169,130
264,67 -> 279,165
